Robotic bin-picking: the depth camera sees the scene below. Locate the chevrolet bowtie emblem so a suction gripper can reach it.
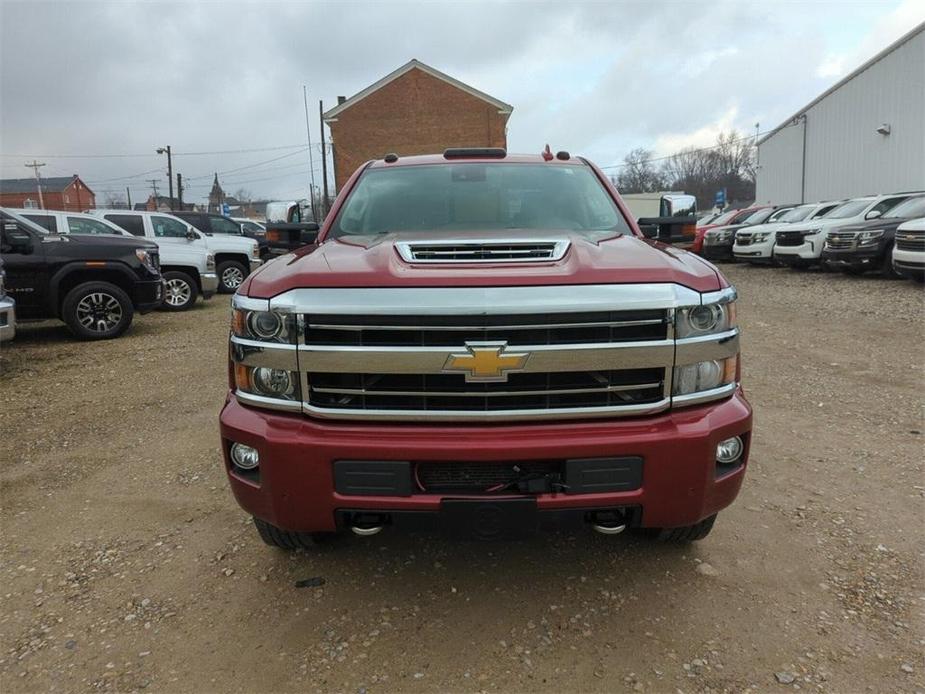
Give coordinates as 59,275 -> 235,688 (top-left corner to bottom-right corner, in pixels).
443,341 -> 530,382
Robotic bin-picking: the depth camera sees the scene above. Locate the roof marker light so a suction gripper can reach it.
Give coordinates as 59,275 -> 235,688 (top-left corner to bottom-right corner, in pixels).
542,144 -> 553,161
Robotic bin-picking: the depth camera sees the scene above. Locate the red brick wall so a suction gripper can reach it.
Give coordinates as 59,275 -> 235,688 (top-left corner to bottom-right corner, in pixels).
328,68 -> 510,190
0,180 -> 95,211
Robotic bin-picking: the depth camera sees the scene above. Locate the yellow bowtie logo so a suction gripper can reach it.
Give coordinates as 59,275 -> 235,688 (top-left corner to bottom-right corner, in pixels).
443,342 -> 530,382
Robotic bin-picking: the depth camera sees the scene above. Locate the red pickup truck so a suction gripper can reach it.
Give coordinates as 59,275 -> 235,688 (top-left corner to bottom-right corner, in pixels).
220,149 -> 752,547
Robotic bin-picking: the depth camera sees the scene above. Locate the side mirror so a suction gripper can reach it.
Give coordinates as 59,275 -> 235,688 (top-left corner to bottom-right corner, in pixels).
638,224 -> 658,239
5,229 -> 34,254
865,209 -> 882,220
186,227 -> 198,241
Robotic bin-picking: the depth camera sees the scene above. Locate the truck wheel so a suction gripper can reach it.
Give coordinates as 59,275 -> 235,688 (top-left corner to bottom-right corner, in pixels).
253,517 -> 336,550
161,271 -> 198,311
217,261 -> 248,293
642,514 -> 717,543
62,281 -> 134,340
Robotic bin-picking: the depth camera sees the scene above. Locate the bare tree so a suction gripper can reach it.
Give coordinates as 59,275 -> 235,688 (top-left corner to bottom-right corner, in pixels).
615,148 -> 665,194
103,192 -> 128,209
233,188 -> 254,204
657,130 -> 756,209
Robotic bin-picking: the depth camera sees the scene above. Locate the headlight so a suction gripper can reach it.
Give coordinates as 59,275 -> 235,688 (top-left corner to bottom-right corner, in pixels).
673,356 -> 738,396
858,229 -> 884,246
250,244 -> 260,259
752,232 -> 769,242
206,252 -> 216,271
675,300 -> 736,338
234,364 -> 300,401
134,248 -> 158,273
802,227 -> 822,236
232,309 -> 295,343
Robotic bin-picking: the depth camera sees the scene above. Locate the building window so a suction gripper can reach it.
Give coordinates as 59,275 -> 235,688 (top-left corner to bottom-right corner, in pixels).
23,198 -> 38,209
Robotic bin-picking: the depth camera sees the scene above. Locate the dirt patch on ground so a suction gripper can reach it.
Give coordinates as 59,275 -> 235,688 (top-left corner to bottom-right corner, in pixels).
1,265 -> 923,693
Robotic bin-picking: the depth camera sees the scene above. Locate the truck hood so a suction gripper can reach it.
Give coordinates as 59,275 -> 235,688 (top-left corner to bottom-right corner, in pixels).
243,230 -> 723,297
736,221 -> 790,235
204,235 -> 258,253
46,233 -> 157,252
830,217 -> 909,233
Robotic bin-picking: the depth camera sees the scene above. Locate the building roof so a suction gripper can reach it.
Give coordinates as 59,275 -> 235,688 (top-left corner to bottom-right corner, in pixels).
0,175 -> 89,194
323,59 -> 514,121
759,22 -> 925,145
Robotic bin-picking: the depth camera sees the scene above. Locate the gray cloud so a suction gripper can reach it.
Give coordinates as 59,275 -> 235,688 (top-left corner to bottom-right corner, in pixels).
0,0 -> 913,203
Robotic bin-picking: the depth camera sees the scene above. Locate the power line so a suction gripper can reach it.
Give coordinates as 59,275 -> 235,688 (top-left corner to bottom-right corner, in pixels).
0,143 -> 308,159
184,148 -> 310,181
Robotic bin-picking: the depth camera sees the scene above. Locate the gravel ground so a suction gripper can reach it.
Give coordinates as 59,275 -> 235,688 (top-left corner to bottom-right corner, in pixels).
1,264 -> 923,693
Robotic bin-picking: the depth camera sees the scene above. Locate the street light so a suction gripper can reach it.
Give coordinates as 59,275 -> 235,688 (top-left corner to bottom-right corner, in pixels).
156,146 -> 174,210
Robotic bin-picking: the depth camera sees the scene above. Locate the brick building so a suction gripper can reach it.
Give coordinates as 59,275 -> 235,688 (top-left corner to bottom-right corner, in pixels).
323,59 -> 513,190
0,175 -> 95,211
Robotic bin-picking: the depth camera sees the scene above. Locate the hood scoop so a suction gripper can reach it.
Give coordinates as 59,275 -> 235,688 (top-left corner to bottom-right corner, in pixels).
395,239 -> 570,263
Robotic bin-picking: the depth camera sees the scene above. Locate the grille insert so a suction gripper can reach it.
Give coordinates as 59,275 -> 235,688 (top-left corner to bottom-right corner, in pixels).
396,239 -> 569,263
895,230 -> 925,252
416,460 -> 561,493
305,310 -> 669,346
776,231 -> 806,247
826,231 -> 857,250
307,368 -> 666,412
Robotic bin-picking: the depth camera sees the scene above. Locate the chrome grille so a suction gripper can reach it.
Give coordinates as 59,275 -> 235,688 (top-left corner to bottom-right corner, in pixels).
396,239 -> 569,263
895,230 -> 925,252
307,368 -> 666,412
826,231 -> 857,250
305,310 -> 669,346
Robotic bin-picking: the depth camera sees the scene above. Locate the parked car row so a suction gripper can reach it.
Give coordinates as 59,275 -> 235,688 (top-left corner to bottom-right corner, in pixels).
0,207 -> 265,341
692,191 -> 925,282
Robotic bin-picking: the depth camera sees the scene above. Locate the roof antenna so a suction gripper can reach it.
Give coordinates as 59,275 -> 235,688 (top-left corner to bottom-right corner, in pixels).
542,144 -> 554,161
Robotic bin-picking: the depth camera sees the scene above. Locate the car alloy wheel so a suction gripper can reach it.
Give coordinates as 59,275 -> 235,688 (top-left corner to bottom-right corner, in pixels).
165,278 -> 193,307
222,265 -> 245,289
76,292 -> 123,333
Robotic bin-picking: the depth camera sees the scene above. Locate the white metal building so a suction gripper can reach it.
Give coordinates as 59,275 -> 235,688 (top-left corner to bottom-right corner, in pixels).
756,23 -> 924,205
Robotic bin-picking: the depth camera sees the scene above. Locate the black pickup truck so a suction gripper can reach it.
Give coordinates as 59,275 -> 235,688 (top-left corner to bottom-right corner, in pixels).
263,202 -> 319,256
0,209 -> 164,340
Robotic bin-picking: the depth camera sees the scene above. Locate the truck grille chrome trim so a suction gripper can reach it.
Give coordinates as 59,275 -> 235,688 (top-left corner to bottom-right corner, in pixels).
825,231 -> 857,250
395,239 -> 570,263
895,230 -> 925,251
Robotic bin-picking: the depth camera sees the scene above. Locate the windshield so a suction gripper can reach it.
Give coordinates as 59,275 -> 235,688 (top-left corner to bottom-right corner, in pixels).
707,209 -> 740,226
741,208 -> 774,225
329,163 -> 632,238
884,196 -> 925,219
826,199 -> 872,219
778,205 -> 815,222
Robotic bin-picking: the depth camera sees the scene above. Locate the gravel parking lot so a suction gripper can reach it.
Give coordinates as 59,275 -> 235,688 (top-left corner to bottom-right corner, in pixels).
1,265 -> 923,693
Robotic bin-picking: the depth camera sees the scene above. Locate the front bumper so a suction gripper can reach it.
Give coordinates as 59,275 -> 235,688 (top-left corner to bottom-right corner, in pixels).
733,239 -> 774,261
135,279 -> 165,314
201,272 -> 219,299
0,295 -> 16,342
219,391 -> 753,533
701,241 -> 734,260
774,239 -> 822,264
821,246 -> 884,271
892,247 -> 925,278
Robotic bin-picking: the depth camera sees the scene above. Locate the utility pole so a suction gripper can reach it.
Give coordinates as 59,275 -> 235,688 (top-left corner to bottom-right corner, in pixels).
147,179 -> 159,209
302,85 -> 318,222
156,146 -> 173,209
319,99 -> 329,218
176,173 -> 184,209
126,186 -> 133,209
25,160 -> 46,209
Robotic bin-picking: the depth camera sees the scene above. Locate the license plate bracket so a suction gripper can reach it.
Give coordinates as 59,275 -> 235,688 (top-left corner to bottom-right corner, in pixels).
439,498 -> 538,540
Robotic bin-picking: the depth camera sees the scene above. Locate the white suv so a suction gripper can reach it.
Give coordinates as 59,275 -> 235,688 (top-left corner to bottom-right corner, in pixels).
86,210 -> 218,311
733,201 -> 843,264
774,193 -> 913,268
893,217 -> 925,282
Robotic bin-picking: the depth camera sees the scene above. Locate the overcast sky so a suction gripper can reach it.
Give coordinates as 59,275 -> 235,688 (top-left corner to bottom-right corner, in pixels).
1,0 -> 922,205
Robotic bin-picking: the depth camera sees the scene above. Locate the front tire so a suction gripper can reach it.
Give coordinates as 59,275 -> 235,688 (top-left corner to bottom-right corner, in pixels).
62,281 -> 134,340
217,261 -> 248,293
253,518 -> 337,550
161,271 -> 198,311
639,514 -> 717,543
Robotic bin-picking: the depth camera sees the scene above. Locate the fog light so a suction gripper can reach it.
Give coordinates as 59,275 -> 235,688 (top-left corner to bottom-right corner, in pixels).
716,436 -> 743,464
230,443 -> 259,470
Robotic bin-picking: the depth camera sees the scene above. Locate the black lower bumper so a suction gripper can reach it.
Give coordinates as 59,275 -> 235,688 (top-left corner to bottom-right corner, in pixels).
335,504 -> 642,540
821,249 -> 884,271
134,279 -> 165,314
702,244 -> 734,261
